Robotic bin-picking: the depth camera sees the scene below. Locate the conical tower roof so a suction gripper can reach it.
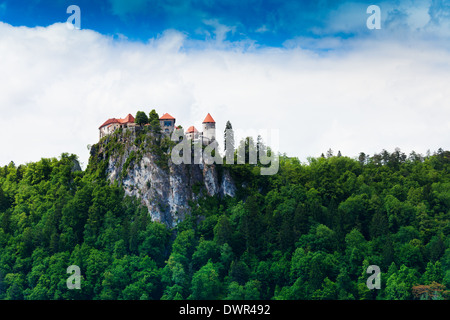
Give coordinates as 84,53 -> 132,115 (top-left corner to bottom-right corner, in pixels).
202,113 -> 215,123
159,113 -> 175,120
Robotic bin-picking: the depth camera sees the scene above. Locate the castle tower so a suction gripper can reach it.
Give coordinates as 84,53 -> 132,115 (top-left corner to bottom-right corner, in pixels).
159,113 -> 176,134
202,113 -> 216,145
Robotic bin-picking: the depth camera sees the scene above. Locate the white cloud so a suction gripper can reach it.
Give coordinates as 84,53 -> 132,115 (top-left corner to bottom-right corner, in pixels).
255,25 -> 269,33
202,19 -> 236,44
0,21 -> 449,169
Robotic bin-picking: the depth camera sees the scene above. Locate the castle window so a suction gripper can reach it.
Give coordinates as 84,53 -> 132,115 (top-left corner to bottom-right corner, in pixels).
164,121 -> 172,127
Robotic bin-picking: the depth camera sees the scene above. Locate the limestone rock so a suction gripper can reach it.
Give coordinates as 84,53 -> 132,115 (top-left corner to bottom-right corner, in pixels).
94,130 -> 236,228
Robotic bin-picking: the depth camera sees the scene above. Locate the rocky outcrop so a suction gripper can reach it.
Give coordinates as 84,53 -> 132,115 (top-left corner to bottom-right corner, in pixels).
94,129 -> 236,228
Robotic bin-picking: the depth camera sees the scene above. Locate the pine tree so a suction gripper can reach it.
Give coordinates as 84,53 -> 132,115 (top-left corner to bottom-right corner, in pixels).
224,121 -> 234,152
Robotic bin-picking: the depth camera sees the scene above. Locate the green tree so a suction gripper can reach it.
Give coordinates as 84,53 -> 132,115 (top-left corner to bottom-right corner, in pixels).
229,260 -> 250,285
385,264 -> 419,300
192,238 -> 220,270
172,229 -> 196,264
312,277 -> 338,300
135,111 -> 149,126
225,281 -> 245,300
4,273 -> 25,300
214,215 -> 232,246
421,261 -> 443,285
148,109 -> 161,133
189,261 -> 221,299
244,280 -> 261,300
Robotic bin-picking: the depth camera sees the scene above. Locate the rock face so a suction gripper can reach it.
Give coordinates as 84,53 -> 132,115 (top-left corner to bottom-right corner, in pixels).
95,129 -> 236,228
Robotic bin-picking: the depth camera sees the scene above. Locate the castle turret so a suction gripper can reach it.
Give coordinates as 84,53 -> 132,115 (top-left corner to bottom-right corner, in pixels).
159,113 -> 176,134
202,113 -> 216,145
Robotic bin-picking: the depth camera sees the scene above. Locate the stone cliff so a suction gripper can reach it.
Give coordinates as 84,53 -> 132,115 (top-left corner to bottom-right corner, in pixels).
90,127 -> 236,228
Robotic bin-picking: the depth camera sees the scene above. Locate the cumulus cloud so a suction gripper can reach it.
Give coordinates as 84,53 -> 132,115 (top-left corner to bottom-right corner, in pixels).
0,21 -> 449,169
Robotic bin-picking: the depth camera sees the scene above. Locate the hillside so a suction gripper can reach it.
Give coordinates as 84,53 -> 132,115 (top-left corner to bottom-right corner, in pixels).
89,126 -> 236,227
0,135 -> 449,299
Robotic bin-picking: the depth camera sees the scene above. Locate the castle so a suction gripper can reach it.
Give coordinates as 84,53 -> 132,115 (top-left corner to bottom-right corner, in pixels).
99,112 -> 216,145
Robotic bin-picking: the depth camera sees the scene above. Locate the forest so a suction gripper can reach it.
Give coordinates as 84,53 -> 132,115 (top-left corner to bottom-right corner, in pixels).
0,142 -> 449,300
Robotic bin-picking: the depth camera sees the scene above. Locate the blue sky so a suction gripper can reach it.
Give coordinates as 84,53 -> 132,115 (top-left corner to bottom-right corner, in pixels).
1,0 -> 448,47
0,1 -> 449,167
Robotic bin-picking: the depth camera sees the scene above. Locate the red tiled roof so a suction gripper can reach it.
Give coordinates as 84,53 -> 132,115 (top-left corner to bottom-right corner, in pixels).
186,126 -> 198,133
118,113 -> 135,124
159,113 -> 175,120
99,114 -> 135,129
99,118 -> 118,129
202,113 -> 215,123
